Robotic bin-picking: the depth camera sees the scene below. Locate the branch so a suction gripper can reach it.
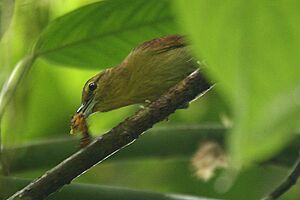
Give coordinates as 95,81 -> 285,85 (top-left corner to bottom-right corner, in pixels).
7,70 -> 212,200
263,153 -> 300,200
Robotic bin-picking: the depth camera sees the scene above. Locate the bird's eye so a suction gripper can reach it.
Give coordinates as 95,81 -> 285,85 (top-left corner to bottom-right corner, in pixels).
88,82 -> 97,91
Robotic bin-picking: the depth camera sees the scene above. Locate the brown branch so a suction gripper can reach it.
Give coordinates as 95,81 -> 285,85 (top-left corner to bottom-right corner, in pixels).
263,153 -> 300,200
7,70 -> 212,200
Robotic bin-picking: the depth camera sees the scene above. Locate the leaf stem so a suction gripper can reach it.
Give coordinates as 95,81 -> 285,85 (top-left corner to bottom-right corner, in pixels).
0,55 -> 36,175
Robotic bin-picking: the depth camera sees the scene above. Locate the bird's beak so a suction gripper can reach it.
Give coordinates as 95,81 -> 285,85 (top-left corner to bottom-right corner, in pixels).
76,98 -> 95,117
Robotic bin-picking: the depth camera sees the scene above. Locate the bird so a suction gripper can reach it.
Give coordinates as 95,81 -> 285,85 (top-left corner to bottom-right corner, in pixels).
71,35 -> 207,145
76,35 -> 201,117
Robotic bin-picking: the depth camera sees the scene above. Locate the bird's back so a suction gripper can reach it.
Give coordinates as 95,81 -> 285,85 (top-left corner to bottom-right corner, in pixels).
122,35 -> 199,103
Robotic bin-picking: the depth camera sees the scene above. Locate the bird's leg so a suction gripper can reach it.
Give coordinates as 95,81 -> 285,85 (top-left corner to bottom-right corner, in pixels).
139,99 -> 152,109
79,132 -> 92,148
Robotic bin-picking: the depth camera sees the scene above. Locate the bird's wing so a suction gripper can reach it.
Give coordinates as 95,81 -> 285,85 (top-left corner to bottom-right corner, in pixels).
120,35 -> 198,102
122,35 -> 189,69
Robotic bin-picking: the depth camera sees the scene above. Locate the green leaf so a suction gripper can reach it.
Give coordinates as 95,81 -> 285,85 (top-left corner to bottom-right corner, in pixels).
34,0 -> 177,69
0,176 -> 220,200
173,1 -> 300,166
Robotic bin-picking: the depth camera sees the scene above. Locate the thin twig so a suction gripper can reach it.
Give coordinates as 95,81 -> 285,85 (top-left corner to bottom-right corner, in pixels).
7,70 -> 212,200
263,152 -> 300,200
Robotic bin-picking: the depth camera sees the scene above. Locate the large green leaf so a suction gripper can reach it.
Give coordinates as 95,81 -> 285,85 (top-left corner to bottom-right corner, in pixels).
173,1 -> 300,166
34,0 -> 177,68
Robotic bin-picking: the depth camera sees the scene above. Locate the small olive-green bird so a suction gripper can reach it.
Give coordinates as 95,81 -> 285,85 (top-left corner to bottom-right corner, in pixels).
77,35 -> 201,117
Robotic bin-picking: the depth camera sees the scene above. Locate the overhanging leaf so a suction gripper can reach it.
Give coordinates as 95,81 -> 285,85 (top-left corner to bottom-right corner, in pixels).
34,0 -> 177,69
173,1 -> 300,166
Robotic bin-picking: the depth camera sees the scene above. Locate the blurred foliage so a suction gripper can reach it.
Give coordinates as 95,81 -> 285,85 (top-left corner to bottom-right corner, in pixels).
174,0 -> 300,167
0,0 -> 299,200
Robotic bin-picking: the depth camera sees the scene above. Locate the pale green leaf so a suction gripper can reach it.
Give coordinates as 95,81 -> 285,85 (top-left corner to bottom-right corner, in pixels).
173,0 -> 300,166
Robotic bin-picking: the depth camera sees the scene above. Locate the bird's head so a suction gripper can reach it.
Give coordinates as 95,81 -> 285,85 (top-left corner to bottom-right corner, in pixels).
76,66 -> 130,117
76,72 -> 104,117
